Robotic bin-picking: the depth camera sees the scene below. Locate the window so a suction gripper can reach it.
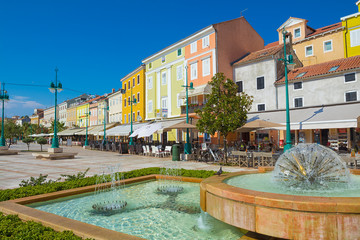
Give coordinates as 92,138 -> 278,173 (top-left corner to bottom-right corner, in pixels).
294,82 -> 302,90
294,28 -> 301,38
257,76 -> 264,90
148,76 -> 153,89
128,81 -> 130,89
124,114 -> 126,123
137,92 -> 140,102
257,104 -> 265,111
137,111 -> 140,118
345,73 -> 356,82
190,62 -> 198,80
177,94 -> 182,107
124,83 -> 126,92
124,99 -> 126,107
305,45 -> 313,57
294,97 -> 303,108
137,75 -> 140,85
202,36 -> 209,48
176,65 -> 183,80
161,97 -> 168,109
133,78 -> 135,87
128,113 -> 130,123
329,66 -> 339,72
190,42 -> 197,53
350,29 -> 360,47
324,40 -> 333,52
133,112 -> 135,121
177,48 -> 182,56
296,72 -> 307,78
202,58 -> 210,76
236,81 -> 243,93
149,62 -> 152,69
191,96 -> 198,104
345,91 -> 357,102
128,97 -> 130,106
161,72 -> 167,85
148,100 -> 153,113
161,56 -> 166,63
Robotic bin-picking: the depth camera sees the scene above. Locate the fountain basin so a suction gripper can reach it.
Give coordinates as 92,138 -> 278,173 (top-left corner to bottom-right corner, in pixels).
200,169 -> 360,240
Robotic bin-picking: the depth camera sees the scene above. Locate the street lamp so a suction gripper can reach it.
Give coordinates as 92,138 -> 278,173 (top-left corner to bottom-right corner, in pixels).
279,28 -> 294,152
102,104 -> 109,146
81,109 -> 91,147
0,83 -> 9,147
182,65 -> 194,154
49,67 -> 63,149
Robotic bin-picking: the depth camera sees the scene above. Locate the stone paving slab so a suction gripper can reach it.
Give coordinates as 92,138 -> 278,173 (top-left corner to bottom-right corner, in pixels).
0,142 -> 251,189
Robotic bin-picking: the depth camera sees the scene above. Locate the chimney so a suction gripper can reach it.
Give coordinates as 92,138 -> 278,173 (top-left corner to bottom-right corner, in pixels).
112,88 -> 115,93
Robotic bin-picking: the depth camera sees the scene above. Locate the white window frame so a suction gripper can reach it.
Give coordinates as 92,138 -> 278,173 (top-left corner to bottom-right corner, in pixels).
256,76 -> 265,90
176,65 -> 183,80
257,103 -> 266,111
177,93 -> 182,108
350,28 -> 360,47
148,100 -> 153,113
305,45 -> 313,57
128,113 -> 130,123
344,90 -> 358,102
344,72 -> 357,83
161,97 -> 168,109
293,81 -> 303,91
161,72 -> 167,85
161,56 -> 166,64
137,74 -> 140,85
190,62 -> 198,80
191,96 -> 198,104
147,76 -> 153,89
323,40 -> 333,53
202,57 -> 210,76
124,114 -> 127,124
293,97 -> 304,108
190,42 -> 197,54
177,48 -> 182,57
294,27 -> 301,38
202,35 -> 209,48
137,92 -> 140,103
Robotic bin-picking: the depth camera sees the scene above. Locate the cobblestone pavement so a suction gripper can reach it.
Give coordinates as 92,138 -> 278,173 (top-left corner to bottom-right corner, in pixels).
0,142 -> 252,189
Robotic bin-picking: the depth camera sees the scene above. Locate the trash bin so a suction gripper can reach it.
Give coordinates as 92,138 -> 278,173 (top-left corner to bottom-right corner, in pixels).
172,144 -> 180,161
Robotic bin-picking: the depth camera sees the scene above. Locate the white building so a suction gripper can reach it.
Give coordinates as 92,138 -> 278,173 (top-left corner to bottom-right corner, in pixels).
42,106 -> 55,128
58,101 -> 67,126
108,89 -> 123,124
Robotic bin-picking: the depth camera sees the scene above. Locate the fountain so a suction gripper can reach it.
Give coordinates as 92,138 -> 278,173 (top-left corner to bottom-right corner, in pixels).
92,165 -> 127,213
156,162 -> 184,195
200,143 -> 360,239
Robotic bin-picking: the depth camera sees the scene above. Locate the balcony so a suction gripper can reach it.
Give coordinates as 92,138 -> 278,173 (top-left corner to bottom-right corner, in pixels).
181,104 -> 205,115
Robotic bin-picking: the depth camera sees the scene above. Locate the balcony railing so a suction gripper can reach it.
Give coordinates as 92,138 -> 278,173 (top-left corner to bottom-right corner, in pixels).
181,104 -> 205,114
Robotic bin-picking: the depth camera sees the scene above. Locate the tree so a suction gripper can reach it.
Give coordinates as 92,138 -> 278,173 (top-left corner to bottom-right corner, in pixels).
195,73 -> 253,163
23,137 -> 34,151
49,121 -> 66,133
37,137 -> 47,152
2,120 -> 21,146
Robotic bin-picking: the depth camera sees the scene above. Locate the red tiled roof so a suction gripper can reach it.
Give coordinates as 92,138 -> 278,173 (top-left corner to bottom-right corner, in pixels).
306,22 -> 342,38
277,56 -> 360,83
265,41 -> 279,49
233,45 -> 283,66
84,95 -> 105,104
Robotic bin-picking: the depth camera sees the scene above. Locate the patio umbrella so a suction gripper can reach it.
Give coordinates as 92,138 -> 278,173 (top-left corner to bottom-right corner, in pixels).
237,119 -> 284,132
162,122 -> 197,131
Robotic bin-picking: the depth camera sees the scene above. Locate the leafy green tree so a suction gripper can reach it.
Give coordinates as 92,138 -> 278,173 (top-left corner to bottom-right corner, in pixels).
37,137 -> 47,152
49,121 -> 66,133
195,73 -> 253,163
1,120 -> 21,146
22,137 -> 34,151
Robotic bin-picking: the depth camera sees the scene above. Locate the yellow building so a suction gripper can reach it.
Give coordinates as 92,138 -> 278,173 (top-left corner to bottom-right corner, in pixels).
97,98 -> 108,126
120,65 -> 146,125
276,17 -> 344,66
30,115 -> 39,125
66,106 -> 77,128
76,103 -> 90,128
342,1 -> 360,57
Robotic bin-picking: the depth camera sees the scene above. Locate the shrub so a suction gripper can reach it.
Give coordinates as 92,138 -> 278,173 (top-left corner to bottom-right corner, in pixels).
37,137 -> 47,151
22,137 -> 34,151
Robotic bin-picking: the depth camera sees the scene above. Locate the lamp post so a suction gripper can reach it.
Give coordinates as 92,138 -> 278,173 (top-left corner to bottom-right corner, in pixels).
49,68 -> 63,149
0,83 -> 9,147
84,109 -> 90,147
102,103 -> 109,145
128,87 -> 137,146
182,66 -> 194,154
279,28 -> 294,152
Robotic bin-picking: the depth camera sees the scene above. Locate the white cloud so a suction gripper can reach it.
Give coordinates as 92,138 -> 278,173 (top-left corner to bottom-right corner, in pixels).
2,95 -> 45,116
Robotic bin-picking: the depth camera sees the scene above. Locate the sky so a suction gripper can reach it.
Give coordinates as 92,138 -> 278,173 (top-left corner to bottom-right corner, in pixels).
0,0 -> 356,117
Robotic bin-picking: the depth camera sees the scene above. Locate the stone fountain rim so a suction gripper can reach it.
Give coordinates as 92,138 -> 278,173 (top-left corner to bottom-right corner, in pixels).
200,169 -> 360,214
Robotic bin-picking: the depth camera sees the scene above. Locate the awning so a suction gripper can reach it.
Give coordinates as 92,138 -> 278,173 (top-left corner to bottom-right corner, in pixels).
87,123 -> 117,136
162,122 -> 197,131
247,102 -> 360,130
178,84 -> 212,99
131,119 -> 188,138
29,133 -> 52,137
99,122 -> 149,136
136,123 -> 163,138
58,128 -> 83,136
75,126 -> 97,135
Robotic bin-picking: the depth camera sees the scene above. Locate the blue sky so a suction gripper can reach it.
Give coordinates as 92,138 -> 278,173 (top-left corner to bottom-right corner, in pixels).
0,0 -> 355,117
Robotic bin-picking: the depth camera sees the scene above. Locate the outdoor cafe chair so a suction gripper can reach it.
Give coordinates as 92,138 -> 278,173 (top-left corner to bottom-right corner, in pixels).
164,146 -> 172,157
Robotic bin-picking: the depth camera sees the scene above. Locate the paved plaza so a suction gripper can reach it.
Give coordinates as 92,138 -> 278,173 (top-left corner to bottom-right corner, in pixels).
0,142 -> 250,189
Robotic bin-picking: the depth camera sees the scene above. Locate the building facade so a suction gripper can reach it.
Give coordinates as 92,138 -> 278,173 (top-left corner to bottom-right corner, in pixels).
108,89 -> 123,124
97,98 -> 108,125
121,65 -> 146,125
58,101 -> 67,126
275,17 -> 344,67
42,107 -> 55,128
76,103 -> 90,128
341,1 -> 360,58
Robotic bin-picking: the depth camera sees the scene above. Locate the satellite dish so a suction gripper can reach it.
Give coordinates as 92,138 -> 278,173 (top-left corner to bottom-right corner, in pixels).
137,115 -> 142,122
